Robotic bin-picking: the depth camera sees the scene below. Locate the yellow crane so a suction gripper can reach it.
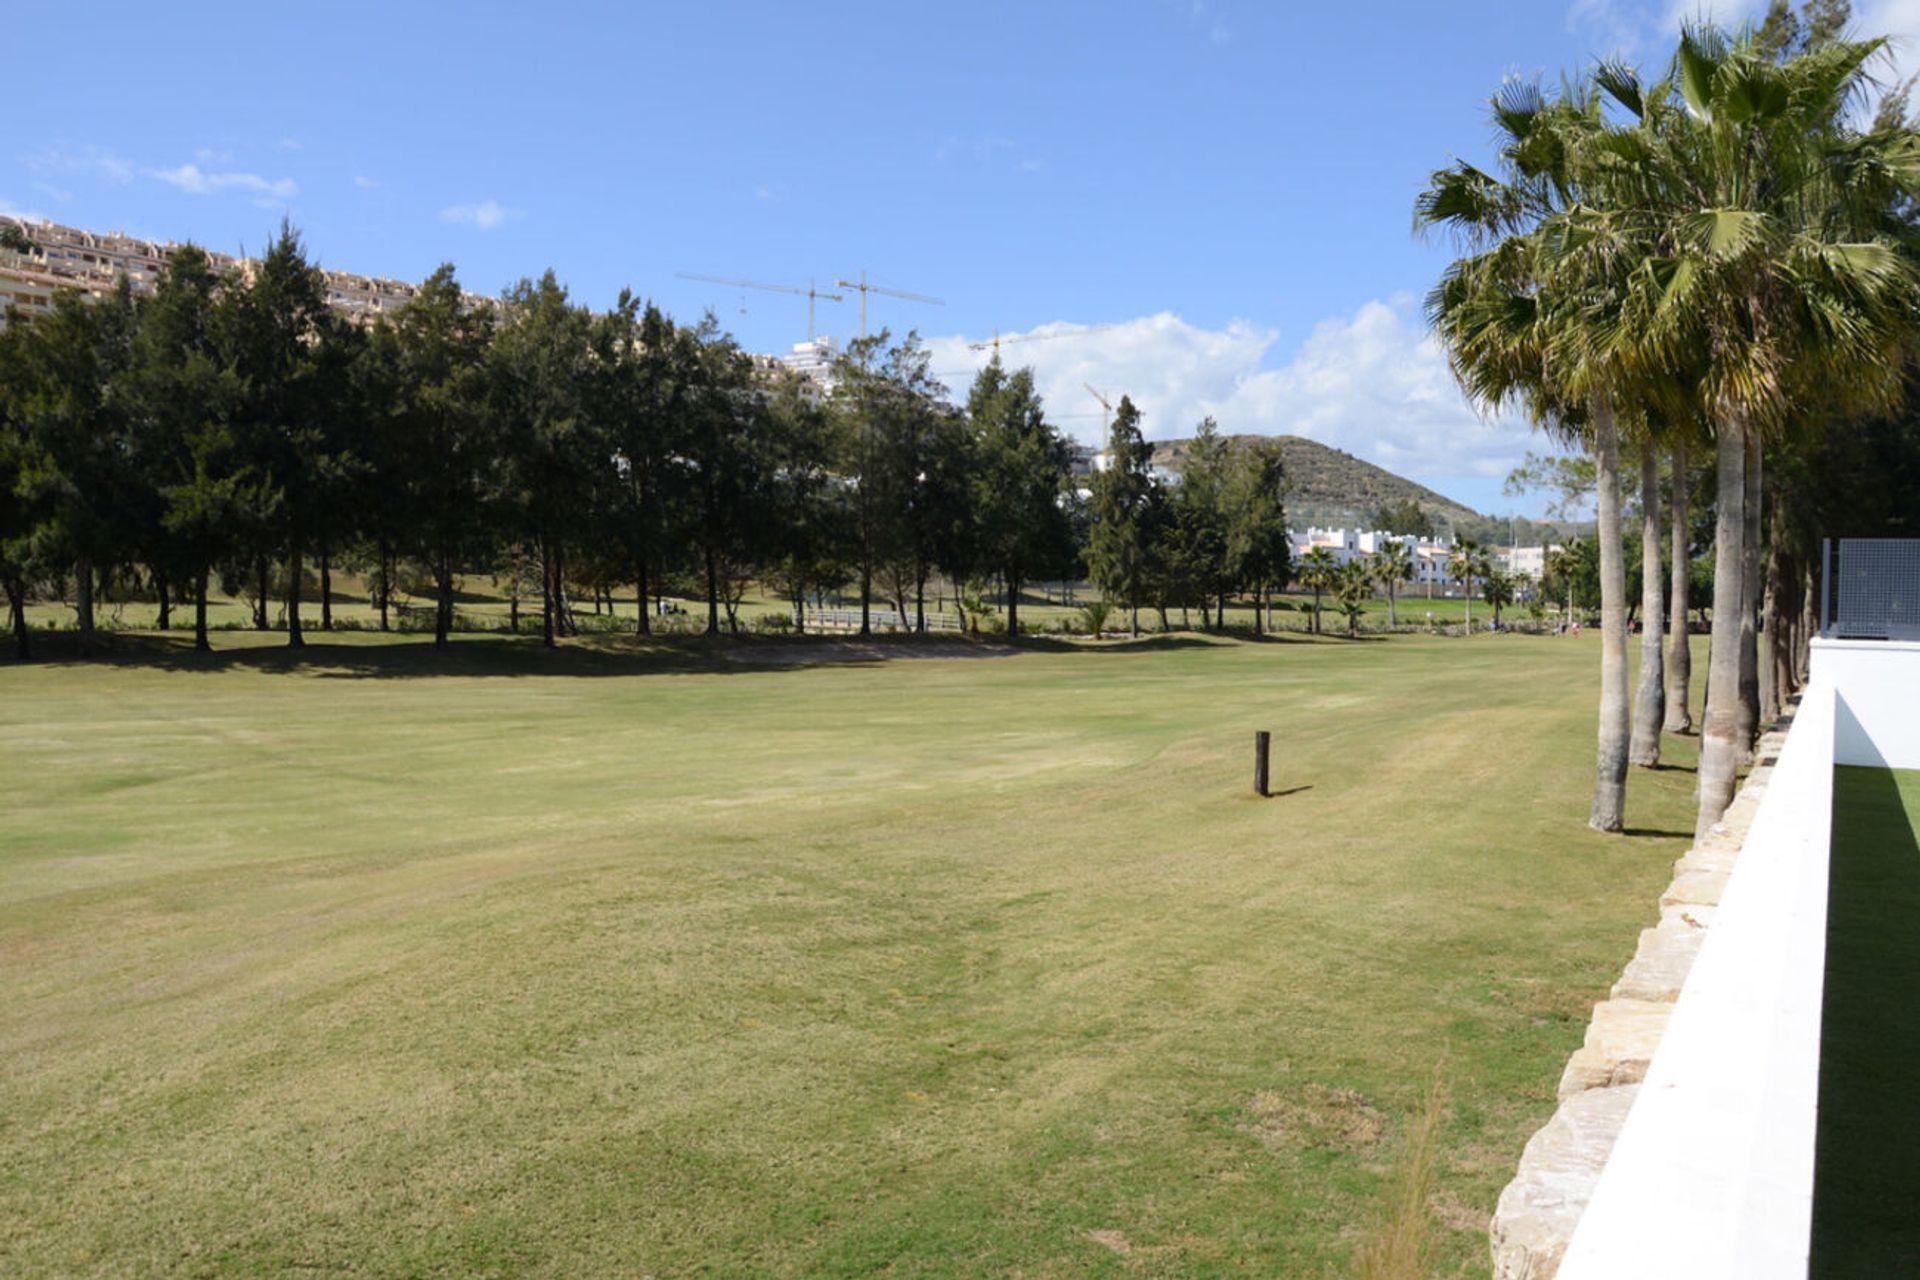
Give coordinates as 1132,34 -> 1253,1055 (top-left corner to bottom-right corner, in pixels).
1085,383 -> 1115,459
969,322 -> 1115,354
834,270 -> 944,339
674,273 -> 843,340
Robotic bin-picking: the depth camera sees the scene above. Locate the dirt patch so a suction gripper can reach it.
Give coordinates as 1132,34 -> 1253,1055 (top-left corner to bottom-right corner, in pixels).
1086,1228 -> 1132,1255
721,640 -> 1017,666
1243,1084 -> 1387,1151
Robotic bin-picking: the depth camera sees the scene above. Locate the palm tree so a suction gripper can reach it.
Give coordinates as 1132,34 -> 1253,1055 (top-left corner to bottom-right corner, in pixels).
1297,545 -> 1337,634
1629,439 -> 1668,766
1333,560 -> 1372,637
1370,540 -> 1414,626
1627,29 -> 1920,836
1482,568 -> 1516,629
1446,537 -> 1489,632
1663,435 -> 1694,733
1419,74 -> 1671,830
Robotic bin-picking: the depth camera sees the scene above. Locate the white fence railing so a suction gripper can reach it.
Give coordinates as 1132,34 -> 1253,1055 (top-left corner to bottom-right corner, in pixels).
804,608 -> 963,633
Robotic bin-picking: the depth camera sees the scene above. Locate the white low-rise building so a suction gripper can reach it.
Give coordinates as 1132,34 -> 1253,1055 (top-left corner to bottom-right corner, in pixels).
1503,544 -> 1558,581
1288,527 -> 1456,587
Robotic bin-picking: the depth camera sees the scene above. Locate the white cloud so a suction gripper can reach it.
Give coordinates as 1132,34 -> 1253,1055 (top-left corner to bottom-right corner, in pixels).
1567,0 -> 1920,68
30,145 -> 134,185
148,163 -> 297,199
926,298 -> 1538,502
353,175 -> 379,189
439,199 -> 521,230
30,180 -> 72,203
1858,0 -> 1920,88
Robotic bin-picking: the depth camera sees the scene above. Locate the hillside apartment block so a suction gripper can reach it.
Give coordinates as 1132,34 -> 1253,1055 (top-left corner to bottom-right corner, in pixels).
0,215 -> 484,330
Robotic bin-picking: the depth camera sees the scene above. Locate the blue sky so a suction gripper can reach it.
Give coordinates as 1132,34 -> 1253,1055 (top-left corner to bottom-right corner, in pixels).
11,0 -> 1917,516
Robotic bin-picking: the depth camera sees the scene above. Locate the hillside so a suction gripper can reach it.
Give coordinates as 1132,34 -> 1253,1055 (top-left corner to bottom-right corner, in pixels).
1149,434 -> 1483,528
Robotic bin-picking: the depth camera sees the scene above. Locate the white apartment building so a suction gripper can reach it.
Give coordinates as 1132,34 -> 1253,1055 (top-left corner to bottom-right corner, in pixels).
0,215 -> 488,331
781,335 -> 840,391
1503,544 -> 1558,581
1290,526 -> 1457,587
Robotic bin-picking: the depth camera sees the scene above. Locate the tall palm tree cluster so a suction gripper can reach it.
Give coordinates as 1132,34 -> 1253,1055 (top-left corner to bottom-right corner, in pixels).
1419,18 -> 1920,837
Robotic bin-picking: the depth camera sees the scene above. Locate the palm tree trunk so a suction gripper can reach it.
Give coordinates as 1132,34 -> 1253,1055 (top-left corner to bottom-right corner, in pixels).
1387,581 -> 1397,627
1590,411 -> 1630,832
1664,438 -> 1692,733
1696,420 -> 1748,839
1736,434 -> 1762,753
155,567 -> 172,631
1797,559 -> 1817,684
1002,571 -> 1015,635
1630,445 -> 1665,768
1760,536 -> 1792,722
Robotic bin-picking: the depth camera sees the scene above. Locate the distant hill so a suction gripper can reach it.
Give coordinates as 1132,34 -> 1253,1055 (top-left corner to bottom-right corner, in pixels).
1148,434 -> 1483,530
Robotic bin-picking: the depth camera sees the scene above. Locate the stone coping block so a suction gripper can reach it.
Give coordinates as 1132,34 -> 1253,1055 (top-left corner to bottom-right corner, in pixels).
1491,1084 -> 1642,1280
1660,868 -> 1730,909
1557,999 -> 1674,1100
1488,709 -> 1794,1278
1611,921 -> 1708,1003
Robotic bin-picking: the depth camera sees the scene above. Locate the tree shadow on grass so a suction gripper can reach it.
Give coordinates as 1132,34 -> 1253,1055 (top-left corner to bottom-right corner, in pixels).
1622,827 -> 1692,839
6,619 -> 1408,679
1017,633 -> 1224,654
7,628 -> 1045,680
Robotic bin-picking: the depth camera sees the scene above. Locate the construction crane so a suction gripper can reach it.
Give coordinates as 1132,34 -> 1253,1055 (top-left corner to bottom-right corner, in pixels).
969,322 -> 1116,354
674,273 -> 844,340
835,270 -> 944,339
1085,383 -> 1115,459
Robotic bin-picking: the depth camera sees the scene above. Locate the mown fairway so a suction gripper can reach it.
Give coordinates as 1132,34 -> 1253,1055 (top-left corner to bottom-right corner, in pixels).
0,632 -> 1701,1277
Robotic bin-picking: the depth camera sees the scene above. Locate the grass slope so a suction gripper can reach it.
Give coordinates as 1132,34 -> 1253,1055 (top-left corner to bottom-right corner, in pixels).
1811,766 -> 1920,1278
0,631 -> 1702,1277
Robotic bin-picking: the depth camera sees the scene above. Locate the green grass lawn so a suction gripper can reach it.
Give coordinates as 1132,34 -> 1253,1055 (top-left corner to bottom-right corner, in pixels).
1811,766 -> 1920,1279
0,629 -> 1702,1277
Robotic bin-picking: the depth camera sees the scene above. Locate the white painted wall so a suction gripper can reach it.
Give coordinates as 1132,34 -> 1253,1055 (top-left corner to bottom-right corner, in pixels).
1811,638 -> 1920,768
1560,638 -> 1919,1276
1559,680 -> 1838,1280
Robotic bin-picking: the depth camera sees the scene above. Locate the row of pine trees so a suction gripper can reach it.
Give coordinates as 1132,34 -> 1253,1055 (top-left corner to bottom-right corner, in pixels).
0,225 -> 1295,661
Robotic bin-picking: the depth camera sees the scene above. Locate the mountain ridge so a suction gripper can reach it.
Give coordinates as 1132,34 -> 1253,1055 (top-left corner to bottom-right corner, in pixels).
1147,433 -> 1483,529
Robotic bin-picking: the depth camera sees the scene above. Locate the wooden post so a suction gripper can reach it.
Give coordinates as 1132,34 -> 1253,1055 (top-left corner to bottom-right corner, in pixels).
1254,730 -> 1271,797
